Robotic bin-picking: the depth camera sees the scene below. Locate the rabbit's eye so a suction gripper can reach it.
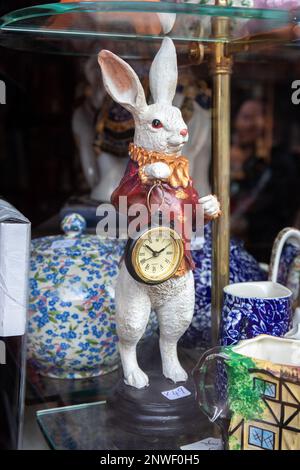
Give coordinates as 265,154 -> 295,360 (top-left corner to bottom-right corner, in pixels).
152,119 -> 163,129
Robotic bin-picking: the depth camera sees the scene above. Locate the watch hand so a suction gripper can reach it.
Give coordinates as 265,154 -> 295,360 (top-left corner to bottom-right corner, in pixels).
144,254 -> 155,262
157,242 -> 172,255
145,244 -> 157,255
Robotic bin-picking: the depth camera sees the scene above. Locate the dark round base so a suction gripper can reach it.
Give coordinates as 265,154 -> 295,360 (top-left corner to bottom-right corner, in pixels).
106,370 -> 204,439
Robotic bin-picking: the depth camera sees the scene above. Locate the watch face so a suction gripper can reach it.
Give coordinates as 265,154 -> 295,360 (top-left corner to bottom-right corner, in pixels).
131,227 -> 184,284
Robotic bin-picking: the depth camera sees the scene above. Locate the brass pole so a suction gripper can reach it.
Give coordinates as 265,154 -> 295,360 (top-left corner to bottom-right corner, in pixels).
210,2 -> 232,346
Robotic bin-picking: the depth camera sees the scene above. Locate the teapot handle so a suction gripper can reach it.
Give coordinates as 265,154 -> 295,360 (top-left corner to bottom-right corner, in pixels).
269,227 -> 300,283
192,347 -> 229,424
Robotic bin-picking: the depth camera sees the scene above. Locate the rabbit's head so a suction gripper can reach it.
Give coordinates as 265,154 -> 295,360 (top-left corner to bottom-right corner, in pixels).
98,37 -> 188,156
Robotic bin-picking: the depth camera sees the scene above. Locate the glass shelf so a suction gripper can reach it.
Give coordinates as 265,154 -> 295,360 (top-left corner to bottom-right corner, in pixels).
36,400 -> 215,450
35,337 -> 213,450
0,2 -> 298,57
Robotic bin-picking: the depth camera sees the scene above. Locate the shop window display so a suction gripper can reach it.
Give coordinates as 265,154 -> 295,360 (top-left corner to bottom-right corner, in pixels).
0,0 -> 299,453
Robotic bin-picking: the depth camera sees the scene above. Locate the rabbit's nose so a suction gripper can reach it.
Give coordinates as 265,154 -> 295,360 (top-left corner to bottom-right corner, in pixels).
180,129 -> 188,137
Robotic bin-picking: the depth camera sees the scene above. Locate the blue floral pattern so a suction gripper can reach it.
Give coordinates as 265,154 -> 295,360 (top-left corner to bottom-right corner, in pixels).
218,231 -> 299,347
28,214 -> 158,379
61,212 -> 87,235
180,224 -> 266,348
220,290 -> 292,346
276,242 -> 299,286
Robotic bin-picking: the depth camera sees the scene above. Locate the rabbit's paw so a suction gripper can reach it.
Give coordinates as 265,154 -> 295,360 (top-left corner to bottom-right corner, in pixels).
199,194 -> 221,220
125,368 -> 149,389
144,162 -> 171,180
163,364 -> 188,384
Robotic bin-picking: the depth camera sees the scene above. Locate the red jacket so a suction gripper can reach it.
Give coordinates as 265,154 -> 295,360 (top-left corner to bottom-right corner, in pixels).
111,159 -> 202,274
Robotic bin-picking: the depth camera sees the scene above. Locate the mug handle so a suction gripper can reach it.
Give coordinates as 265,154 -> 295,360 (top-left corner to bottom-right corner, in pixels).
269,227 -> 300,283
192,347 -> 230,424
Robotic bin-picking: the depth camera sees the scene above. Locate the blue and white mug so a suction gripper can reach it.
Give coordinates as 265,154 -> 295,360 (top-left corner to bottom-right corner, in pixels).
219,281 -> 292,346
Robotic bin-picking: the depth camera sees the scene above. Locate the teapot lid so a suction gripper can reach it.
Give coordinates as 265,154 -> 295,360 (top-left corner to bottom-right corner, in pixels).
32,213 -> 124,257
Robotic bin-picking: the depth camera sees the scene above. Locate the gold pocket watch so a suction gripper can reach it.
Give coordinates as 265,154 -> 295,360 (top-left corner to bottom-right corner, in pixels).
125,225 -> 184,285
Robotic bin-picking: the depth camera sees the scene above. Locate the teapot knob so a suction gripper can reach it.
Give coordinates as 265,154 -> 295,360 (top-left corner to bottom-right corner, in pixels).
61,213 -> 87,237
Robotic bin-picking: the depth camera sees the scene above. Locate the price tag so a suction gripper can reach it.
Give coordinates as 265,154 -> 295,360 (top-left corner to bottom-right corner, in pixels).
161,386 -> 191,401
181,438 -> 223,451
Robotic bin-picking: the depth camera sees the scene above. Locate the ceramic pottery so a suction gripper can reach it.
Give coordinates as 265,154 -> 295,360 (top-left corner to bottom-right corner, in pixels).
181,223 -> 266,348
194,335 -> 300,450
220,281 -> 292,346
28,213 -> 157,379
269,227 -> 300,300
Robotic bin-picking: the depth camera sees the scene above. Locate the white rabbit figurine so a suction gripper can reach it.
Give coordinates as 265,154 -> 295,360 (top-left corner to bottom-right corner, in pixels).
98,37 -> 221,389
73,56 -> 212,203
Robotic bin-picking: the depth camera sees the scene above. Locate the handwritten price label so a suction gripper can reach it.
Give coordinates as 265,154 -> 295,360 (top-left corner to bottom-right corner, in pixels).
161,386 -> 191,401
181,438 -> 223,451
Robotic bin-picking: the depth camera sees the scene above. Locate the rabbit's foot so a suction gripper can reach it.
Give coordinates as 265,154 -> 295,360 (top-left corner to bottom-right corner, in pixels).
163,363 -> 188,384
125,368 -> 149,389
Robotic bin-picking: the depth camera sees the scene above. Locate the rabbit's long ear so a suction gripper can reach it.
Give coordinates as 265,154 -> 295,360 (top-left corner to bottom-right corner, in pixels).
98,50 -> 147,115
157,13 -> 176,34
149,37 -> 177,105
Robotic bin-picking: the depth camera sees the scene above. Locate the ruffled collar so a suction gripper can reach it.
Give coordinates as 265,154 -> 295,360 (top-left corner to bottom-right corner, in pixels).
129,143 -> 190,189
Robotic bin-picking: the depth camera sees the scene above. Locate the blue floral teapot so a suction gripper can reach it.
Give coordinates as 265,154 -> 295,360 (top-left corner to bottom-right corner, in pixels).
28,213 -> 157,379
